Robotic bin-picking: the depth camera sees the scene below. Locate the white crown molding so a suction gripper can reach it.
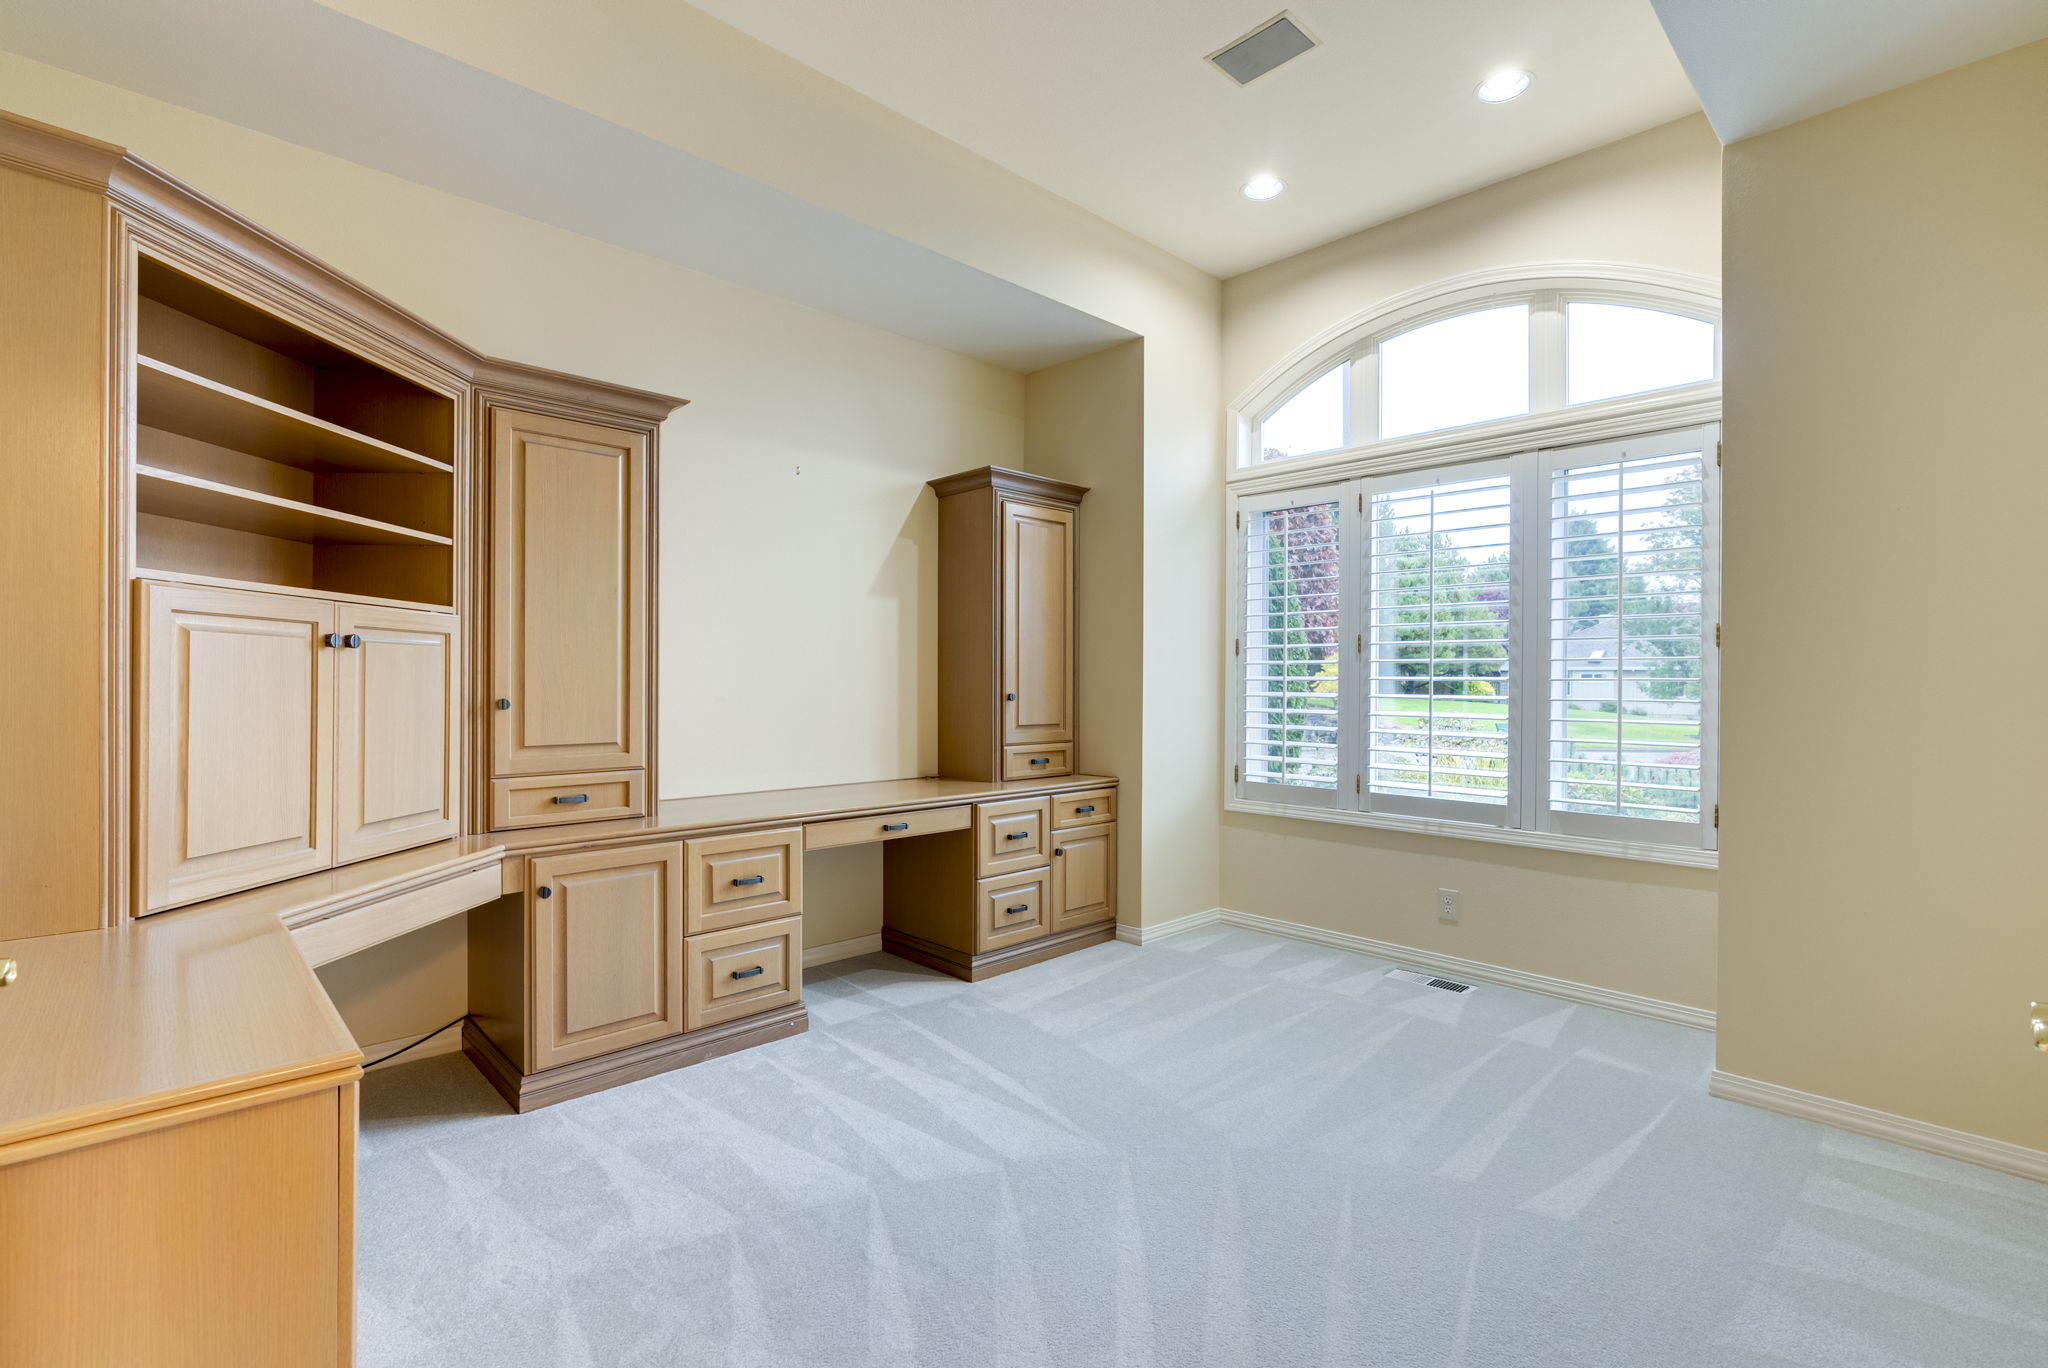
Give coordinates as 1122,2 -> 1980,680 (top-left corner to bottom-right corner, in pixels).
1709,1071 -> 2048,1185
804,933 -> 885,968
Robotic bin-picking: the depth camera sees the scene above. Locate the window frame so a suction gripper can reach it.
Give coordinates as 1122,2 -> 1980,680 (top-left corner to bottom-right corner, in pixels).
1233,266 -> 1721,475
1228,273 -> 1722,869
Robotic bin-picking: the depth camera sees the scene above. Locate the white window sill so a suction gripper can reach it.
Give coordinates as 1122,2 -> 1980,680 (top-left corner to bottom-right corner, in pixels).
1224,797 -> 1719,870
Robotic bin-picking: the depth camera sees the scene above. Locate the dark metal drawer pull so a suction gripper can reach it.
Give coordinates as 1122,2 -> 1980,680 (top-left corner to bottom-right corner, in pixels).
1005,832 -> 1030,840
731,875 -> 766,887
882,822 -> 909,831
552,794 -> 590,805
1074,804 -> 1096,814
731,965 -> 765,980
1029,757 -> 1051,766
1004,904 -> 1030,914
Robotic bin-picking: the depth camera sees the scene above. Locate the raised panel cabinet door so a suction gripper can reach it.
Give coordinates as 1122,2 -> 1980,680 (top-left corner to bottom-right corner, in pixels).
1051,823 -> 1116,933
529,842 -> 685,1071
137,582 -> 335,912
490,406 -> 648,777
1000,499 -> 1074,746
334,604 -> 459,863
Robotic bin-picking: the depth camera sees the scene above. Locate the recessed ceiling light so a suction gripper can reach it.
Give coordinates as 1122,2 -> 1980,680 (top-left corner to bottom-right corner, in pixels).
1242,174 -> 1285,201
1476,70 -> 1532,104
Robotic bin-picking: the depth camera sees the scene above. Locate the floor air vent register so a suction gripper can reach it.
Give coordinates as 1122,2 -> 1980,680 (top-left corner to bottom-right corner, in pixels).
1384,968 -> 1474,994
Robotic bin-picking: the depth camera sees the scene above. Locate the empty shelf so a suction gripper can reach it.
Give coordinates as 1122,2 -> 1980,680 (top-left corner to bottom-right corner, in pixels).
134,467 -> 454,547
136,356 -> 452,476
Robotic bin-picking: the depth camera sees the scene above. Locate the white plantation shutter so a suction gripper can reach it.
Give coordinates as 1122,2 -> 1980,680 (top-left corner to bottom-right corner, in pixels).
1543,428 -> 1716,844
1365,466 -> 1516,824
1237,490 -> 1348,804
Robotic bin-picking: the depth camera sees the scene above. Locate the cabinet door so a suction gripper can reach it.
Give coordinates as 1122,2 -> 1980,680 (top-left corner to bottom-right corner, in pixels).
1051,823 -> 1115,933
1000,499 -> 1074,746
137,583 -> 334,912
529,843 -> 685,1071
334,605 -> 459,863
489,407 -> 648,777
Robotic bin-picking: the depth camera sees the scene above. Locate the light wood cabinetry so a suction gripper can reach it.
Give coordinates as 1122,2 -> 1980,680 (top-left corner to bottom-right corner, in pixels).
683,827 -> 804,934
975,796 -> 1051,876
334,604 -> 460,863
487,405 -> 649,789
137,582 -> 337,911
527,842 -> 686,1071
489,770 -> 647,829
136,582 -> 459,911
932,467 -> 1087,783
976,868 -> 1050,952
1051,823 -> 1116,933
683,916 -> 803,1031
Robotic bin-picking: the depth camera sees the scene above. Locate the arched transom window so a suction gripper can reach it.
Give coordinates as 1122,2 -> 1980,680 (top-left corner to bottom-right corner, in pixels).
1251,283 -> 1718,464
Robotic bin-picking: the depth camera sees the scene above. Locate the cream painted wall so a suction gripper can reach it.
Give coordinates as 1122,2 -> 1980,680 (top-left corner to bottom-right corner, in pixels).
1719,41 -> 2048,1147
0,53 -> 1027,1040
1217,115 -> 1723,1010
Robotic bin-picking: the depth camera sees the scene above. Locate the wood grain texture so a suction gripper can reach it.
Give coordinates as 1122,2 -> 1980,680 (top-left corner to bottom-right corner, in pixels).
975,797 -> 1051,877
0,160 -> 111,938
0,1086 -> 349,1368
683,827 -> 803,934
1051,788 -> 1116,828
934,485 -> 999,781
974,868 -> 1051,953
1003,742 -> 1074,779
683,916 -> 803,1032
527,842 -> 685,1071
135,355 -> 449,475
1000,499 -> 1075,746
1051,821 -> 1116,934
803,803 -> 970,850
334,604 -> 460,863
490,769 -> 646,830
291,864 -> 499,969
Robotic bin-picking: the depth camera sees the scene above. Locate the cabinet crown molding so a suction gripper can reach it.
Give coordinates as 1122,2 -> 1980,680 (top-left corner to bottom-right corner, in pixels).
928,465 -> 1089,505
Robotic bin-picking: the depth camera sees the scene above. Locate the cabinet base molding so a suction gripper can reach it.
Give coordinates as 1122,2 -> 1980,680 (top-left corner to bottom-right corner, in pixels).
462,1005 -> 808,1113
881,921 -> 1115,983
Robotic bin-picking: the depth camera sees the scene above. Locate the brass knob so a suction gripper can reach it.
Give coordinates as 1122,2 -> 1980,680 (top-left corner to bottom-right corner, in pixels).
2033,1001 -> 2048,1053
0,958 -> 16,987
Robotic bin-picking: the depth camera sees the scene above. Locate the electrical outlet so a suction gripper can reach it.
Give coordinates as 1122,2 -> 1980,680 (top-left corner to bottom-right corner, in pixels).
1437,888 -> 1460,924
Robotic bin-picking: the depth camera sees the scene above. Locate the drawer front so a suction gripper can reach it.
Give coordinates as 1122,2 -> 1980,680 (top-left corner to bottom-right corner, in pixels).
1003,742 -> 1073,780
292,864 -> 502,968
490,770 -> 645,830
976,797 -> 1050,876
976,870 -> 1050,952
684,827 -> 803,934
1052,788 -> 1116,829
1052,822 -> 1116,934
805,804 -> 970,851
685,916 -> 802,1031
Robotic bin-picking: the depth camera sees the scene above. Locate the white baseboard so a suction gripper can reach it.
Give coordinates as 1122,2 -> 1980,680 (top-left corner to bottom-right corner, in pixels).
1710,1070 -> 2048,1184
1115,908 -> 1224,945
1137,905 -> 1714,1032
804,933 -> 884,968
359,1024 -> 466,1073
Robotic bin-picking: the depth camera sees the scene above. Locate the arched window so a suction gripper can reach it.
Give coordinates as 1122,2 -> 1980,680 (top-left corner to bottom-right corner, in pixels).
1230,269 -> 1720,867
1246,273 -> 1719,466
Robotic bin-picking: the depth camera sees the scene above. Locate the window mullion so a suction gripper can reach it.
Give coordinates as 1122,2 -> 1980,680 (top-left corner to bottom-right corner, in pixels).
1514,452 -> 1551,833
1341,478 -> 1368,811
1347,348 -> 1380,448
1531,292 -> 1565,416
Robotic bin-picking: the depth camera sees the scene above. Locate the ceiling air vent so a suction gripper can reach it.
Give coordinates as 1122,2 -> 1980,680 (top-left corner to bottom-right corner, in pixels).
1208,13 -> 1318,86
1385,968 -> 1474,994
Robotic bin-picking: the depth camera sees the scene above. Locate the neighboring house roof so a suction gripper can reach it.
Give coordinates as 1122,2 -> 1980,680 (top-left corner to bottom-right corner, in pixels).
1561,616 -> 1661,672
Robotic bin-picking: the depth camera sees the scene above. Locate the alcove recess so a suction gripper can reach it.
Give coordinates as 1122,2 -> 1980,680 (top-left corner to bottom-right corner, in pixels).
131,256 -> 458,608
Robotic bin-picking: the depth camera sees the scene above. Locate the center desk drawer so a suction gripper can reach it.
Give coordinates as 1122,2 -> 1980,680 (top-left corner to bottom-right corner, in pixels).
1052,788 -> 1116,829
491,770 -> 645,829
685,916 -> 802,1031
805,804 -> 971,850
684,827 -> 803,934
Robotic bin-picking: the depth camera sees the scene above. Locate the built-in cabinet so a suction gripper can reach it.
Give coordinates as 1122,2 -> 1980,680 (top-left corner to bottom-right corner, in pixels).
485,404 -> 650,822
136,582 -> 459,911
933,468 -> 1085,782
526,842 -> 685,1070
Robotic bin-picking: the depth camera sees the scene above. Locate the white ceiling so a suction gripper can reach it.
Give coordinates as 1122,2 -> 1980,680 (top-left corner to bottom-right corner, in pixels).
685,0 -> 1705,277
1652,0 -> 2048,142
0,0 -> 1134,370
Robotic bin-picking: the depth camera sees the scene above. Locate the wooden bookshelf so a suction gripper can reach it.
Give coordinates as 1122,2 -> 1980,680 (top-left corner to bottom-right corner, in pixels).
135,467 -> 452,548
136,356 -> 450,476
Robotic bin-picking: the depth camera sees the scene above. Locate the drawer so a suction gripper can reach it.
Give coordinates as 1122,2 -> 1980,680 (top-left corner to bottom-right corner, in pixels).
976,797 -> 1050,876
975,869 -> 1050,952
684,827 -> 803,934
291,864 -> 502,968
1052,788 -> 1115,829
1003,742 -> 1073,780
685,916 -> 802,1031
805,804 -> 970,851
490,770 -> 645,830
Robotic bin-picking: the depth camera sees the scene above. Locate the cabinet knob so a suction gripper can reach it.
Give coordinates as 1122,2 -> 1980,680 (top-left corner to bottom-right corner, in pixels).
1006,692 -> 1016,701
1004,904 -> 1029,914
731,875 -> 766,887
731,965 -> 766,980
552,794 -> 590,805
882,822 -> 909,832
0,958 -> 16,987
1054,847 -> 1065,857
344,634 -> 363,648
537,886 -> 553,899
324,633 -> 345,648
495,698 -> 511,710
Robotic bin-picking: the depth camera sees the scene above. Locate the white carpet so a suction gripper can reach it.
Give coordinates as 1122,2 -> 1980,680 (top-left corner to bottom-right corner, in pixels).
356,926 -> 2048,1366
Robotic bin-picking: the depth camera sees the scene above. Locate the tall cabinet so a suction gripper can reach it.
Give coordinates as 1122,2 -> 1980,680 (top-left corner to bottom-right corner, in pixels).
932,467 -> 1086,782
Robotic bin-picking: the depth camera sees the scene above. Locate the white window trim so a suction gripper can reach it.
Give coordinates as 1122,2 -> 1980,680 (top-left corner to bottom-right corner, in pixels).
1229,262 -> 1722,481
1226,267 -> 1723,870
